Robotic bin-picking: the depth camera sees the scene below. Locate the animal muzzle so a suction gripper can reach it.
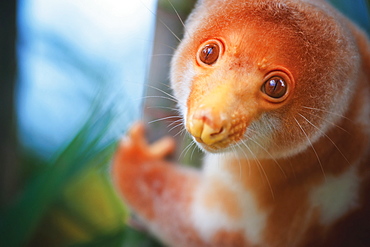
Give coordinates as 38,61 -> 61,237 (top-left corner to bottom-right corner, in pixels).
186,84 -> 249,151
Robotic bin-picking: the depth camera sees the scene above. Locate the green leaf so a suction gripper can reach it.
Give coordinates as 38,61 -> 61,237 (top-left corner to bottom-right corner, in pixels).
0,96 -> 128,247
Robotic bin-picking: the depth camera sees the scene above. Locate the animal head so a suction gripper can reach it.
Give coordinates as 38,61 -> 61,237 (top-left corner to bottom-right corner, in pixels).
170,0 -> 360,158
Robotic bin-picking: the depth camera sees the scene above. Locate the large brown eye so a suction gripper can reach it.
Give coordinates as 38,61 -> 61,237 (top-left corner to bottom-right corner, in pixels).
198,43 -> 220,65
262,76 -> 287,99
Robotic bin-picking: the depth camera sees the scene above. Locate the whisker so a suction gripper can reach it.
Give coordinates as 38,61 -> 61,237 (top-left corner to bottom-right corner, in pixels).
288,158 -> 297,180
231,145 -> 243,180
174,127 -> 187,138
239,140 -> 275,199
301,106 -> 353,122
168,118 -> 183,128
147,105 -> 179,112
142,95 -> 178,104
178,141 -> 196,162
130,37 -> 177,51
237,140 -> 252,177
140,0 -> 182,42
247,124 -> 281,150
167,0 -> 186,28
148,115 -> 181,124
168,121 -> 184,133
151,41 -> 178,51
152,53 -> 175,57
293,117 -> 326,181
190,143 -> 200,162
248,137 -> 287,178
145,84 -> 178,102
158,19 -> 182,43
148,81 -> 173,90
257,159 -> 275,200
300,109 -> 351,135
298,113 -> 351,166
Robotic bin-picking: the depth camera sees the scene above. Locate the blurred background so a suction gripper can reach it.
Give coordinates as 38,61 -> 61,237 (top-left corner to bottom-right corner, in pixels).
0,0 -> 368,246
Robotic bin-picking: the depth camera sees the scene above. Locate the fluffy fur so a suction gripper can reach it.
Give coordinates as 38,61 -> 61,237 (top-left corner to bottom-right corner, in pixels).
113,0 -> 370,246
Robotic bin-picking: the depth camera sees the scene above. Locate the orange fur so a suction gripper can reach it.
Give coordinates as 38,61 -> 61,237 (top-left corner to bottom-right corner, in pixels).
113,0 -> 370,246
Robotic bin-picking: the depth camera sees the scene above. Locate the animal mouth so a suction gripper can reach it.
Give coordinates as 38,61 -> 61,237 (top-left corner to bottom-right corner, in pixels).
196,138 -> 236,152
188,119 -> 248,152
195,135 -> 230,152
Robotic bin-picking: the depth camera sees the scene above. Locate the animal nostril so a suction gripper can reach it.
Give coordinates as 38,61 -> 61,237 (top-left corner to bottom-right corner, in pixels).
187,108 -> 230,146
200,123 -> 227,145
210,126 -> 224,136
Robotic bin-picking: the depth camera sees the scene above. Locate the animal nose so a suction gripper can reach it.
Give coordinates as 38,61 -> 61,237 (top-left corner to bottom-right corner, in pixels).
187,108 -> 229,146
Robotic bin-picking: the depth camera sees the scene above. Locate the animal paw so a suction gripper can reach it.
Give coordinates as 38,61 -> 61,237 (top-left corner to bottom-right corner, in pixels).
113,122 -> 176,170
111,122 -> 177,220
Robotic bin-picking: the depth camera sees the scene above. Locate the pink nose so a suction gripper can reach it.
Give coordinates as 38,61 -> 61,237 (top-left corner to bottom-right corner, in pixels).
187,108 -> 229,146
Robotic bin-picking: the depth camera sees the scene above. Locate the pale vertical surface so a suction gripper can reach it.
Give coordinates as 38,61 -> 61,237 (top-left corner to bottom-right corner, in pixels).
17,0 -> 157,158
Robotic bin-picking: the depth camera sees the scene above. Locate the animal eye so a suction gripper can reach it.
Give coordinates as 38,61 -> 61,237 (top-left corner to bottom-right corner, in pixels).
262,76 -> 287,99
198,43 -> 220,65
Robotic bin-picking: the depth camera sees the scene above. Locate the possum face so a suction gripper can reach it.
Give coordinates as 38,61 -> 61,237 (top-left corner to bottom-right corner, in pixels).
170,0 -> 358,158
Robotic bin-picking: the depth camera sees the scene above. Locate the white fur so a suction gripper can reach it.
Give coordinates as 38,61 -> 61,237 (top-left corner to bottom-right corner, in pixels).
171,60 -> 194,117
191,154 -> 268,245
309,166 -> 360,225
